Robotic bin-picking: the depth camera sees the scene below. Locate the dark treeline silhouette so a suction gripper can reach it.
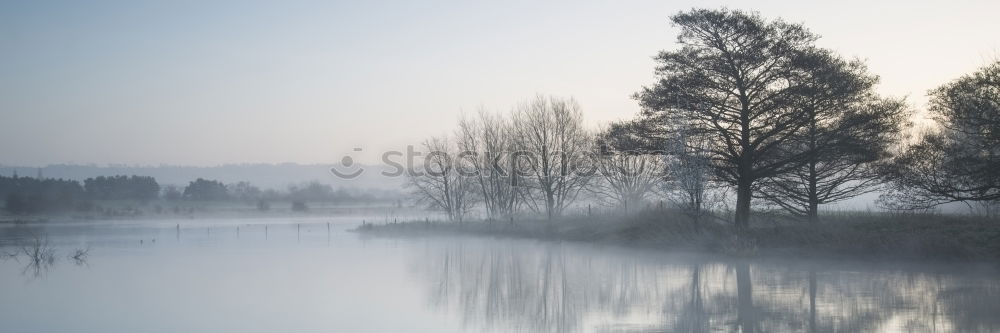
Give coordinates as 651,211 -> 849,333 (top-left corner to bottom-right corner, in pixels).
0,175 -> 86,215
288,181 -> 379,203
1,174 -> 395,215
84,175 -> 160,201
0,163 -> 404,191
405,8 -> 1000,235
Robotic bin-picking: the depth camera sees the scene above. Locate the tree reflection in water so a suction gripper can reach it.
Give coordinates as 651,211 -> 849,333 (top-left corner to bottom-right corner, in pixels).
1,232 -> 89,280
410,238 -> 1000,333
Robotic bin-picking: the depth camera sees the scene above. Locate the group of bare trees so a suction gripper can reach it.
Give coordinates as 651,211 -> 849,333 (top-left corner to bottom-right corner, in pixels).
408,94 -> 730,224
410,9 -> 1000,230
512,97 -> 594,219
407,136 -> 478,222
455,111 -> 519,221
408,95 -> 596,222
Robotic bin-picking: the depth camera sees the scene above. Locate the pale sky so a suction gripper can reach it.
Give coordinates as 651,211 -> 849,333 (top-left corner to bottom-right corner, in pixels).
2,0 -> 998,166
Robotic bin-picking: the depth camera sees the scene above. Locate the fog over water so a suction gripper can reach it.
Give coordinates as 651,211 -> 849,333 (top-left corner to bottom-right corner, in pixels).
2,217 -> 997,333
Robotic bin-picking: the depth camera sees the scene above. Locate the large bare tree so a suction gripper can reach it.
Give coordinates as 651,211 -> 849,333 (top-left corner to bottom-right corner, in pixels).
635,9 -> 822,231
511,95 -> 594,220
756,50 -> 909,222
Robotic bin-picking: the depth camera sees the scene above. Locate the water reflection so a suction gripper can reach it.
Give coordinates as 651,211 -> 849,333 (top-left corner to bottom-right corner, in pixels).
1,232 -> 89,280
411,239 -> 1000,333
69,248 -> 90,267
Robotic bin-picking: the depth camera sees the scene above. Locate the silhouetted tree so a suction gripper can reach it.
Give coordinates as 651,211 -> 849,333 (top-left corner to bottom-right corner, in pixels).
635,9 -> 834,231
182,178 -> 229,201
756,50 -> 909,222
882,61 -> 1000,208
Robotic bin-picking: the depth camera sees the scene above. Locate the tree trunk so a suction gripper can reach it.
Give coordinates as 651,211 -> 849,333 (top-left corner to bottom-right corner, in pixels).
695,195 -> 703,232
736,93 -> 753,234
807,201 -> 819,224
807,159 -> 819,224
545,192 -> 554,221
735,179 -> 753,233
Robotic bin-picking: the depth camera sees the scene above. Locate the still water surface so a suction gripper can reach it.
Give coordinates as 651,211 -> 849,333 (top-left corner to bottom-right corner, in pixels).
1,217 -> 998,332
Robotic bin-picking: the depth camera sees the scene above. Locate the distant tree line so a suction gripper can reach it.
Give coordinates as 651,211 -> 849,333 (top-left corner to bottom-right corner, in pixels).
84,175 -> 160,201
406,8 -> 1000,232
0,175 -> 87,215
1,174 -> 390,215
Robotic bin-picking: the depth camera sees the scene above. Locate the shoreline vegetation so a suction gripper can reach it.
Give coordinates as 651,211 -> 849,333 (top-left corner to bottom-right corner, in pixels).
355,210 -> 1000,262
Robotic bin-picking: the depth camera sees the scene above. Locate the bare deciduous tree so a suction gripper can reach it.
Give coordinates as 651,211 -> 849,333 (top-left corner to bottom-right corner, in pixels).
407,136 -> 477,222
456,109 -> 522,221
511,95 -> 594,220
591,123 -> 664,212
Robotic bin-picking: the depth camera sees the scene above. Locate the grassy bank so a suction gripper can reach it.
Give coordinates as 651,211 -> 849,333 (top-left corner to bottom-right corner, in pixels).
355,210 -> 1000,261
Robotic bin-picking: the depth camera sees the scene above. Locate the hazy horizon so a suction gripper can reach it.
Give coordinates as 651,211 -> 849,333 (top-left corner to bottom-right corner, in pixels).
3,0 -> 999,166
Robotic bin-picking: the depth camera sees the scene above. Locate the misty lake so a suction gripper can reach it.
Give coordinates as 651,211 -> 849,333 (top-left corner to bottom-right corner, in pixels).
2,217 -> 998,333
